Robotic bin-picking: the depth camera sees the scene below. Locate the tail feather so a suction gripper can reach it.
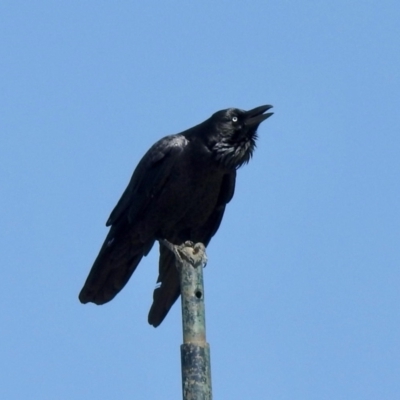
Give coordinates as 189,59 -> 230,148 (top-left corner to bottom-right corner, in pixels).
147,244 -> 181,327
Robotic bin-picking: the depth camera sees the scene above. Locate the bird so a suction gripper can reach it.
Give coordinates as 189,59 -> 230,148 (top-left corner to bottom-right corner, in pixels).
79,104 -> 273,327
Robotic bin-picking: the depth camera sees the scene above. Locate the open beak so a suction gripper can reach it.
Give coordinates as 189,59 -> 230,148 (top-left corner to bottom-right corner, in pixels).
244,105 -> 273,128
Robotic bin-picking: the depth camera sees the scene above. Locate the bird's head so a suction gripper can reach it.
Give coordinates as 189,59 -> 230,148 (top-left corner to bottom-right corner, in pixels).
207,105 -> 273,169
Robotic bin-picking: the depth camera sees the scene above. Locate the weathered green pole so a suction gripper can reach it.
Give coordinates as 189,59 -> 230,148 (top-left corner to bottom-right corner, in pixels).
161,240 -> 212,400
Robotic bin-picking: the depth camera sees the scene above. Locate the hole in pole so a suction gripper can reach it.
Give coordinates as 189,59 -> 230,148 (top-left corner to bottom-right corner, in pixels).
195,290 -> 202,299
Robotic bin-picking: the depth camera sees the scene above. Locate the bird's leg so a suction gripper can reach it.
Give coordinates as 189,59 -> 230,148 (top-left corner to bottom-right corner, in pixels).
159,239 -> 183,264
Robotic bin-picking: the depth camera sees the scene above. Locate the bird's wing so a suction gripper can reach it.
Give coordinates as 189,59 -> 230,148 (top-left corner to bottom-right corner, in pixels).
148,170 -> 236,327
79,134 -> 188,305
106,134 -> 188,227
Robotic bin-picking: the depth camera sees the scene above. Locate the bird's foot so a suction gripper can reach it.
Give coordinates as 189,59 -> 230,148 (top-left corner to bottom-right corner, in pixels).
178,242 -> 207,268
159,239 -> 207,268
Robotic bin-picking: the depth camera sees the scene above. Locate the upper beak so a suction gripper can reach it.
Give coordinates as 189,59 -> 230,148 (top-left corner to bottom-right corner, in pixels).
244,105 -> 273,128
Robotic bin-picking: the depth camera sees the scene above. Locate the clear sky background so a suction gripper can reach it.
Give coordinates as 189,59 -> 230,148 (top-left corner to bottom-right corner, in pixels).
1,2 -> 399,399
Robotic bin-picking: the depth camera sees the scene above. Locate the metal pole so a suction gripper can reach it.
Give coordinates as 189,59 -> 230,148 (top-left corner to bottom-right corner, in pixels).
161,240 -> 212,400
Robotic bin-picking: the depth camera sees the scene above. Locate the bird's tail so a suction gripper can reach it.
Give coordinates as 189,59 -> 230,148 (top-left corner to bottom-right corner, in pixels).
79,224 -> 154,305
147,243 -> 181,327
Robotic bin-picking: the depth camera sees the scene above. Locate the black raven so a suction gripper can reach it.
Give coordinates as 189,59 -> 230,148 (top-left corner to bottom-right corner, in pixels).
79,105 -> 273,327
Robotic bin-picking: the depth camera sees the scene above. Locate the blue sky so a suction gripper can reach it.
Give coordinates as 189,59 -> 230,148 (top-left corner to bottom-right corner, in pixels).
1,2 -> 399,399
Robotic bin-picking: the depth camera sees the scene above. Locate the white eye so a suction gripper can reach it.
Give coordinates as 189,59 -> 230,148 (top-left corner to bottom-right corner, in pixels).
232,116 -> 238,123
